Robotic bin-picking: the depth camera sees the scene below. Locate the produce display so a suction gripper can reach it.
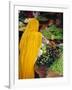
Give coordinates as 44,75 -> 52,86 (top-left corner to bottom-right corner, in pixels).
35,44 -> 63,77
41,25 -> 63,40
36,44 -> 63,67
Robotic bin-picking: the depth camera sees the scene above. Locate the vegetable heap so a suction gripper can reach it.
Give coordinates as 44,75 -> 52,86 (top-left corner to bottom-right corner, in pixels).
41,25 -> 63,40
36,44 -> 63,68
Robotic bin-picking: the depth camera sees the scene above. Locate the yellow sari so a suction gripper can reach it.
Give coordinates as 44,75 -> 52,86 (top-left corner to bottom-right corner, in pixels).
19,18 -> 42,79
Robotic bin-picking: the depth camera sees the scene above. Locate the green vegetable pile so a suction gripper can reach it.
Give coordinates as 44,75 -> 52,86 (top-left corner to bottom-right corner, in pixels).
49,54 -> 63,75
41,25 -> 63,40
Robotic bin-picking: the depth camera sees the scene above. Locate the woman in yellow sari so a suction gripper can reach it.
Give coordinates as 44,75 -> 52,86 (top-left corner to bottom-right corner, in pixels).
19,18 -> 42,79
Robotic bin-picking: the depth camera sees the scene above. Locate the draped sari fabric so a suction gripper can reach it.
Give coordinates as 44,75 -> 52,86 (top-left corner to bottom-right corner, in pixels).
19,18 -> 42,79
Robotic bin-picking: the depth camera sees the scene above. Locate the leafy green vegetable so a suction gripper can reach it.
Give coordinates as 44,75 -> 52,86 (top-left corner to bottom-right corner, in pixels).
49,54 -> 63,75
41,25 -> 63,40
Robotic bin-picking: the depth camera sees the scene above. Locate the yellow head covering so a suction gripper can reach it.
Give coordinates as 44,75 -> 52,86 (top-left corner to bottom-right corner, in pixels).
19,18 -> 42,79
